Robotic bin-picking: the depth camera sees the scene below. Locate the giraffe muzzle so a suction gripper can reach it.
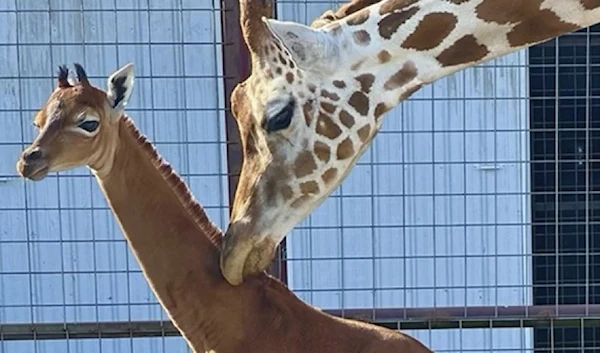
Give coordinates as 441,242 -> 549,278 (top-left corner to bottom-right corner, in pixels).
220,230 -> 278,286
220,231 -> 253,286
16,148 -> 51,181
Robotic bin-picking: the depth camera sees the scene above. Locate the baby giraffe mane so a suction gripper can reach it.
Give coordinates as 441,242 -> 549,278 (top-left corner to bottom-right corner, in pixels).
120,115 -> 223,248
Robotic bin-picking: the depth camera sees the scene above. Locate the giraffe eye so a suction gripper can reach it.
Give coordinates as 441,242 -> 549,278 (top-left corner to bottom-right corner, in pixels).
262,99 -> 296,133
78,120 -> 99,133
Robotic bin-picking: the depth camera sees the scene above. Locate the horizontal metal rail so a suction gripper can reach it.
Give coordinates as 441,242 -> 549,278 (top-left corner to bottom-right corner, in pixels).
3,305 -> 600,341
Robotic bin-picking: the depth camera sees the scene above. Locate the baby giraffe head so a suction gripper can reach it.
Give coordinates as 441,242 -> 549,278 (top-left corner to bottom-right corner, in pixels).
16,63 -> 135,181
221,1 -> 383,285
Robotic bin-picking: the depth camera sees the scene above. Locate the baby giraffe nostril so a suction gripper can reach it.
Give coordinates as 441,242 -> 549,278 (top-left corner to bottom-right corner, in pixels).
26,149 -> 43,162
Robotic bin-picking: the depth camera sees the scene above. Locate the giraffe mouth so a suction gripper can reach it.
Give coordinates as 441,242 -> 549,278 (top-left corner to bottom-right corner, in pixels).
220,229 -> 278,286
16,160 -> 50,181
27,166 -> 50,181
220,233 -> 253,286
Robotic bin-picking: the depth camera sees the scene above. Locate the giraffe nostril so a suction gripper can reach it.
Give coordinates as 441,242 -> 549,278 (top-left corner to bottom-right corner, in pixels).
25,148 -> 43,162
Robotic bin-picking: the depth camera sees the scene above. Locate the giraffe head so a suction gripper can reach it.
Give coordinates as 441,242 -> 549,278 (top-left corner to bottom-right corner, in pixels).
16,63 -> 135,181
222,0 -> 600,285
221,0 -> 398,285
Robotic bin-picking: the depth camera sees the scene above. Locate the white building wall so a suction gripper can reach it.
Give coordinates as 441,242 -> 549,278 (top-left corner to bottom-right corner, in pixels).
278,2 -> 533,352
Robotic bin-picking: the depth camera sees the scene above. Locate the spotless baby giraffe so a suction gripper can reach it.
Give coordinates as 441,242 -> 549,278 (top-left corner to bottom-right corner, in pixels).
15,63 -> 435,353
221,0 -> 600,285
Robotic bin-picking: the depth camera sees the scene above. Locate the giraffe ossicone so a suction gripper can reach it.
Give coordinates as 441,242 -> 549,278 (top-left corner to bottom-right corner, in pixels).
221,0 -> 600,286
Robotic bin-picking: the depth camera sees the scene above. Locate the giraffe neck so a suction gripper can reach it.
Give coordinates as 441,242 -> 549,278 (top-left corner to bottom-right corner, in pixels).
93,117 -> 225,351
326,0 -> 600,113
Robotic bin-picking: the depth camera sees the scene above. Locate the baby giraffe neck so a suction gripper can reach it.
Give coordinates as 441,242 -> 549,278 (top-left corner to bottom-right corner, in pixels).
93,117 -> 226,351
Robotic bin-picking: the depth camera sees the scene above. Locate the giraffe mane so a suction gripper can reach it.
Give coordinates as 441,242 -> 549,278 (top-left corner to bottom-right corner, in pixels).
120,115 -> 224,248
311,0 -> 380,27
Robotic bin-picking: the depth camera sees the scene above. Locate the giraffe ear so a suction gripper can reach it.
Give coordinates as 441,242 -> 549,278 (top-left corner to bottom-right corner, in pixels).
106,63 -> 135,115
262,17 -> 339,72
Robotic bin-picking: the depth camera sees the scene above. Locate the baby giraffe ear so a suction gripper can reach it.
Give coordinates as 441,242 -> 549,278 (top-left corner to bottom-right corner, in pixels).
106,63 -> 135,114
262,17 -> 339,72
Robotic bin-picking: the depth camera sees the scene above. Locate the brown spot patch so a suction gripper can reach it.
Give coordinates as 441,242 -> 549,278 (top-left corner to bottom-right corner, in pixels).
264,176 -> 279,206
379,0 -> 418,14
290,195 -> 311,208
278,53 -> 287,65
300,181 -> 320,195
294,151 -> 317,178
276,67 -> 283,75
401,12 -> 457,50
337,0 -> 380,16
378,6 -> 419,39
321,89 -> 340,101
384,61 -> 417,90
281,185 -> 294,201
511,14 -> 578,46
355,73 -> 375,93
316,113 -> 342,139
321,168 -> 338,184
303,101 -> 314,126
476,0 -> 538,24
476,0 -> 578,47
378,50 -> 392,63
286,72 -> 294,84
436,35 -> 489,67
336,137 -> 355,160
350,59 -> 366,71
374,103 -> 390,120
308,84 -> 316,93
581,0 -> 600,9
348,91 -> 370,116
314,141 -> 331,162
357,124 -> 372,143
339,110 -> 355,129
320,102 -> 336,114
347,8 -> 370,26
398,83 -> 423,102
353,30 -> 371,45
263,165 -> 291,206
333,80 -> 346,89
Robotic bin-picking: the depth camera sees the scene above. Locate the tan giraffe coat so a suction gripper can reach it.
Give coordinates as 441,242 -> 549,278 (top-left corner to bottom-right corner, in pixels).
220,0 -> 600,285
15,63 -> 435,353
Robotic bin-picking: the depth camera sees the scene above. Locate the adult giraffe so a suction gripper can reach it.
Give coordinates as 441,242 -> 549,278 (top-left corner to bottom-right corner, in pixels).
15,63 -> 434,353
220,0 -> 600,285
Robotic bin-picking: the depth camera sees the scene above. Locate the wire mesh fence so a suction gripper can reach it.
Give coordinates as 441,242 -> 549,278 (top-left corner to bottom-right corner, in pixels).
0,0 -> 599,352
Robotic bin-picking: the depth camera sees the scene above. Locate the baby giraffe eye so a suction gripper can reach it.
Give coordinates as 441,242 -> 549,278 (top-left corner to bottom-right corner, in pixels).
78,120 -> 99,133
